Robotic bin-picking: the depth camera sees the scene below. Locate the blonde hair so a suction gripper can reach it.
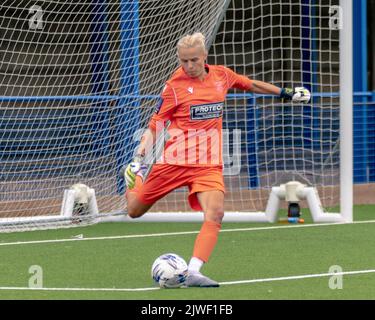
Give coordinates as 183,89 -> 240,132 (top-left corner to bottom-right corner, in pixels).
177,32 -> 207,54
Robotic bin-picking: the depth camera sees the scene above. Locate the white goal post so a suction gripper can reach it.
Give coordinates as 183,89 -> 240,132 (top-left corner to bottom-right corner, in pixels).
0,0 -> 352,231
339,0 -> 353,223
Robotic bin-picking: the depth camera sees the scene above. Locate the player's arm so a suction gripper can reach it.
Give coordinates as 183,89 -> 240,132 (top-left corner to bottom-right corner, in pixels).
135,128 -> 156,160
123,84 -> 176,188
225,67 -> 310,103
124,129 -> 155,189
250,80 -> 281,95
250,80 -> 310,103
135,83 -> 176,157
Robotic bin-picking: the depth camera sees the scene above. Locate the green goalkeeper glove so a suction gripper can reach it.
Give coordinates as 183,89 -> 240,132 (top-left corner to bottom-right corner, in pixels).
280,87 -> 311,103
124,154 -> 144,190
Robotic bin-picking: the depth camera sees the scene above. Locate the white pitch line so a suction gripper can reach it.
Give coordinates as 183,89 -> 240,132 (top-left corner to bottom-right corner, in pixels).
219,269 -> 375,286
0,230 -> 200,247
0,219 -> 374,248
0,286 -> 160,292
0,269 -> 374,292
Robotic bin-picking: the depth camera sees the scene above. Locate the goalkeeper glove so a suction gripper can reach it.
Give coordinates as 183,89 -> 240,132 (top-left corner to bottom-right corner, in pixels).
124,155 -> 144,190
280,87 -> 311,103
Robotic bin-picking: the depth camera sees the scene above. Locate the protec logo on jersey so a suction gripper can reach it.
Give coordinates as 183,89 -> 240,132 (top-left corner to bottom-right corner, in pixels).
190,102 -> 224,120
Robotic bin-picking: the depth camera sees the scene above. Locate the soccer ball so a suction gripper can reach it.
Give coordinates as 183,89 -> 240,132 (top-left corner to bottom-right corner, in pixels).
151,253 -> 188,288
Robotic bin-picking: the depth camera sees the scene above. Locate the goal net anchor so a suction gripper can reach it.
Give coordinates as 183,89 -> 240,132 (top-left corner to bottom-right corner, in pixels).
61,184 -> 99,223
265,181 -> 346,223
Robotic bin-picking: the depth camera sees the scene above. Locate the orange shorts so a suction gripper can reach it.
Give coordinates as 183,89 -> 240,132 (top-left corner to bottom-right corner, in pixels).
135,164 -> 225,211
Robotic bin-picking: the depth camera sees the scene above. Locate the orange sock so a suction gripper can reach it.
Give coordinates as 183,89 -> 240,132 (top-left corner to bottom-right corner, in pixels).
192,221 -> 222,263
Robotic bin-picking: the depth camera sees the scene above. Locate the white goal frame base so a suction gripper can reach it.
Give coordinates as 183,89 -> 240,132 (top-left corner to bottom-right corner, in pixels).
61,183 -> 99,219
100,181 -> 350,224
0,184 -> 99,231
0,184 -> 100,231
0,180 -> 350,231
264,182 -> 348,223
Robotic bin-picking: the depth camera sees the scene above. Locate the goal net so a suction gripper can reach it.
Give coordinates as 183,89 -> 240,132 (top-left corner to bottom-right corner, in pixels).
0,0 -> 351,231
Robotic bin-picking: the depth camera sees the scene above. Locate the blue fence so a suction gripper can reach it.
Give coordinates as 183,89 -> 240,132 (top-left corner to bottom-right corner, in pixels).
353,0 -> 371,183
354,92 -> 375,183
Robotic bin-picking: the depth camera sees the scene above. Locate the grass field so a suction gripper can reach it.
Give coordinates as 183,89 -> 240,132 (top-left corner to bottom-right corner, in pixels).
0,205 -> 374,300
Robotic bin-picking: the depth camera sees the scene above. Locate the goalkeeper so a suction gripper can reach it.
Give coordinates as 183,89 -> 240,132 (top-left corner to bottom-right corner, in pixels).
124,32 -> 310,287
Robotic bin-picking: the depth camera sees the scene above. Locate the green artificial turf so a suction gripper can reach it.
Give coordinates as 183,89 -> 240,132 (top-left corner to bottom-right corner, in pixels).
0,205 -> 374,300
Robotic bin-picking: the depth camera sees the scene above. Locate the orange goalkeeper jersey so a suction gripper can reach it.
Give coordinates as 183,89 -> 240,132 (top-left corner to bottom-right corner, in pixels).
148,64 -> 253,167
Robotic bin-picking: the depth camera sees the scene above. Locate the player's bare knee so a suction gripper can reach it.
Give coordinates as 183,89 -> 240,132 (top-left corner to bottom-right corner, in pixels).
126,198 -> 152,219
127,209 -> 140,219
214,210 -> 225,223
127,205 -> 143,219
206,208 -> 224,224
